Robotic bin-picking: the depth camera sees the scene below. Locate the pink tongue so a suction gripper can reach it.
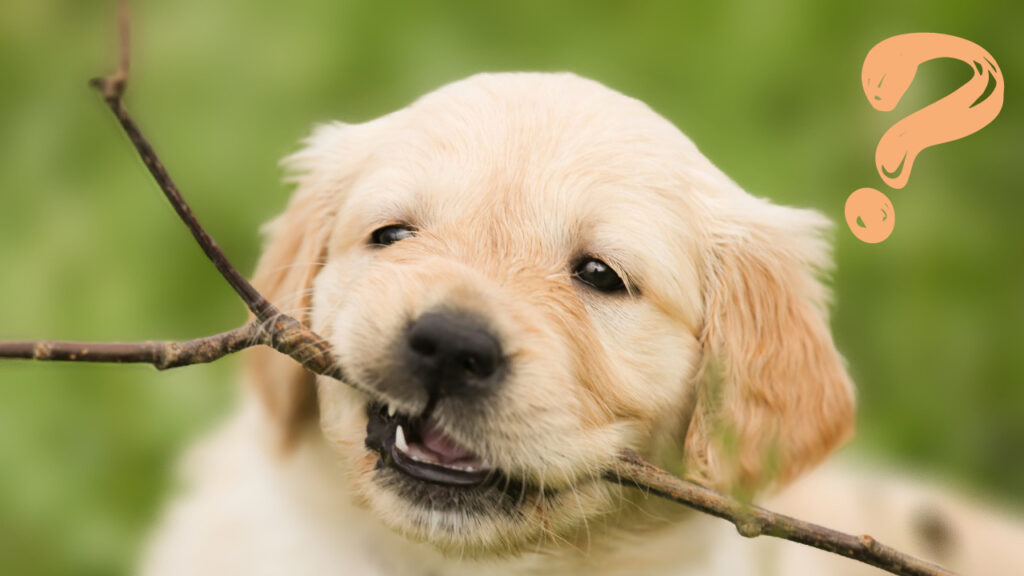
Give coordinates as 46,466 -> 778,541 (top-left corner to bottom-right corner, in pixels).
418,419 -> 479,464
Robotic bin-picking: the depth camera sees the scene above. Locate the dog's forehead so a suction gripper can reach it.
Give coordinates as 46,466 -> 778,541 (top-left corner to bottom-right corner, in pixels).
352,73 -> 709,239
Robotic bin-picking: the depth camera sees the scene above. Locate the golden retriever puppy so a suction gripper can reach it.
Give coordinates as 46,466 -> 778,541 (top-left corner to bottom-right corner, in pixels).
142,72 -> 865,575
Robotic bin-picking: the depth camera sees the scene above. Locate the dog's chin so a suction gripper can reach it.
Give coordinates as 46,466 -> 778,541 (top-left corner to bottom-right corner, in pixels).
356,402 -> 607,555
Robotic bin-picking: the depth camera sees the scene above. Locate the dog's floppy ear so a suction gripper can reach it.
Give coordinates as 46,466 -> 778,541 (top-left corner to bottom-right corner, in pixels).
684,196 -> 855,494
246,122 -> 365,448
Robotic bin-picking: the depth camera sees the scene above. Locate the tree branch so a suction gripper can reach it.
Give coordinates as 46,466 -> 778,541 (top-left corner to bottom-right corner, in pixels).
78,0 -> 348,385
607,451 -> 955,576
88,1 -> 274,322
0,323 -> 263,370
0,4 -> 956,576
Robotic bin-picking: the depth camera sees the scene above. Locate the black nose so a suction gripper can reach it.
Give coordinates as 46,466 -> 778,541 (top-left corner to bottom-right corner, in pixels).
405,312 -> 503,398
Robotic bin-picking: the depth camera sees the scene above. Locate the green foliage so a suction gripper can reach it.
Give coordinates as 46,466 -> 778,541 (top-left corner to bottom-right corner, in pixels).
1,1 -> 1020,574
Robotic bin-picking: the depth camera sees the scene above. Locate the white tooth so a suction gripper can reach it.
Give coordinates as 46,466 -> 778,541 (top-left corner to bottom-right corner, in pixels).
395,425 -> 409,453
387,404 -> 396,417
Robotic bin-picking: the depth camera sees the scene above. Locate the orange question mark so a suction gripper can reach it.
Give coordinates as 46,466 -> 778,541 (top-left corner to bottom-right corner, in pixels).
845,33 -> 1004,244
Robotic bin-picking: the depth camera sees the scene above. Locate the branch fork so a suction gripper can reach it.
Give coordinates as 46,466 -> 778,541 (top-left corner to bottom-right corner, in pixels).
0,5 -> 954,576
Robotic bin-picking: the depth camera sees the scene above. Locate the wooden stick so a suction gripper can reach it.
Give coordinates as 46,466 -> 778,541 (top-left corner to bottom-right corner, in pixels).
607,451 -> 955,576
0,323 -> 263,370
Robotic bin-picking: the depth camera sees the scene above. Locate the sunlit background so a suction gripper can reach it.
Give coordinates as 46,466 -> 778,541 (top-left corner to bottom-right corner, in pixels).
1,1 -> 1021,574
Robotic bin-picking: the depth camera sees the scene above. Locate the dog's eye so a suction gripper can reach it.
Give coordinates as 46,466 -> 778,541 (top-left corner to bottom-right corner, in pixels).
573,257 -> 626,293
370,225 -> 416,247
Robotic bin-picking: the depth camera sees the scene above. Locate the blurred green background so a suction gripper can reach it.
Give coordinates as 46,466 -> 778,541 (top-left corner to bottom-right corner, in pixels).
1,1 -> 1020,574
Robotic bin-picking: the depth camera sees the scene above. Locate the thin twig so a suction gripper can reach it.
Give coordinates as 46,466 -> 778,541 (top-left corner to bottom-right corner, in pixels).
0,5 -> 956,576
0,323 -> 263,370
607,451 -> 955,576
89,72 -> 277,320
80,0 -> 347,383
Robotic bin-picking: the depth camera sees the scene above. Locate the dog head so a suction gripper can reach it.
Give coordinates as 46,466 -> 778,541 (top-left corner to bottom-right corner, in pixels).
246,73 -> 854,554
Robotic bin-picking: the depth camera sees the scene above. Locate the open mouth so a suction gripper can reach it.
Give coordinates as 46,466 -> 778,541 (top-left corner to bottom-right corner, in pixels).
364,402 -> 494,487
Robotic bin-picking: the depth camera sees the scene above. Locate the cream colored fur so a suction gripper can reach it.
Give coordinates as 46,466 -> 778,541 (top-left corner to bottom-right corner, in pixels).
141,73 -> 1021,575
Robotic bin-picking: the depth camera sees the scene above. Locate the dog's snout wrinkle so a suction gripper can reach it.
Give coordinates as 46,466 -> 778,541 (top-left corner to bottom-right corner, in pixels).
404,311 -> 504,399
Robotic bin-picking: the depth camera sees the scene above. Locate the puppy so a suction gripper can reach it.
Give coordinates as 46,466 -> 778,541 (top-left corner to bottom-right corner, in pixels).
143,72 -> 860,575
